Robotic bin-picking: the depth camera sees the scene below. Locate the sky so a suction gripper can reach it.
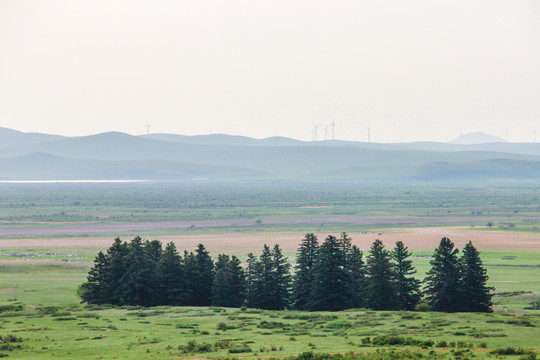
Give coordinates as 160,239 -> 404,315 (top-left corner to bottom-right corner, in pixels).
1,1 -> 540,143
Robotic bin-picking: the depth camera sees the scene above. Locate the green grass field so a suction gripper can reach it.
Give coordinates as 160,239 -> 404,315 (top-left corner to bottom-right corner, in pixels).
0,248 -> 539,359
1,183 -> 540,359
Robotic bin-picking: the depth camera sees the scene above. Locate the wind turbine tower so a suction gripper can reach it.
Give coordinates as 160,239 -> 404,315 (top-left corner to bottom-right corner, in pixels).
324,126 -> 328,141
313,124 -> 320,141
331,118 -> 336,140
146,123 -> 151,135
367,127 -> 371,142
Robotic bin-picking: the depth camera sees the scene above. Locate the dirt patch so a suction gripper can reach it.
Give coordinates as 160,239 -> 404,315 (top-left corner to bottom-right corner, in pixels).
0,227 -> 539,255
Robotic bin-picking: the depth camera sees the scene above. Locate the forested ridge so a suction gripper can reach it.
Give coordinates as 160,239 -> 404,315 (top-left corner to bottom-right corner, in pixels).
79,234 -> 492,313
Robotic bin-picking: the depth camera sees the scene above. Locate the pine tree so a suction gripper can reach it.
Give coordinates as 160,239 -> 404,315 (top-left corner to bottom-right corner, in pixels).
183,250 -> 196,305
348,245 -> 366,309
391,241 -> 421,311
310,235 -> 350,311
270,244 -> 291,310
459,241 -> 493,312
211,254 -> 246,307
103,237 -> 128,304
244,253 -> 258,308
119,236 -> 158,306
227,255 -> 246,307
145,240 -> 163,263
366,240 -> 397,310
192,244 -> 214,306
156,242 -> 187,305
252,245 -> 274,309
81,251 -> 109,304
424,237 -> 462,312
339,232 -> 353,259
211,254 -> 232,307
292,233 -> 319,310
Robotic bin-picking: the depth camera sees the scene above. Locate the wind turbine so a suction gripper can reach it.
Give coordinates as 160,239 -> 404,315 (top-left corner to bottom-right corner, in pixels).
146,123 -> 151,135
313,124 -> 320,141
331,118 -> 336,140
366,126 -> 371,142
323,126 -> 328,141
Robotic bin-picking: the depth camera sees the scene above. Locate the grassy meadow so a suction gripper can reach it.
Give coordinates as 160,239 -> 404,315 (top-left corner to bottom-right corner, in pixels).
1,183 -> 540,359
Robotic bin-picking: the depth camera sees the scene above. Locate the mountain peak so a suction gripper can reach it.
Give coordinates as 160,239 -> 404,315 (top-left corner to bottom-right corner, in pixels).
449,132 -> 506,145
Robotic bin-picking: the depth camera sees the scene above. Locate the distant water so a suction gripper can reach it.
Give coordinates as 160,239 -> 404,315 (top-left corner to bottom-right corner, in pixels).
0,180 -> 150,184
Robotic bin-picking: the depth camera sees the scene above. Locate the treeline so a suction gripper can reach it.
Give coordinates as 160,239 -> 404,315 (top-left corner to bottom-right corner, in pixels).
80,234 -> 492,313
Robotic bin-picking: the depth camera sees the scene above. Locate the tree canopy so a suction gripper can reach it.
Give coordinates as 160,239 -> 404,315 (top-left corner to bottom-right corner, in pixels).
82,235 -> 492,313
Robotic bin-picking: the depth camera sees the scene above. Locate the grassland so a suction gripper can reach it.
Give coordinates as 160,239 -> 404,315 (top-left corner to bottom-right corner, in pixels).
0,244 -> 539,359
1,183 -> 540,232
1,183 -> 540,359
0,260 -> 540,359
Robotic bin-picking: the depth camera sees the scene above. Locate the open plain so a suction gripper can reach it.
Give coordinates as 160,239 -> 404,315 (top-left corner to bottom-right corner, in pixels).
1,183 -> 540,359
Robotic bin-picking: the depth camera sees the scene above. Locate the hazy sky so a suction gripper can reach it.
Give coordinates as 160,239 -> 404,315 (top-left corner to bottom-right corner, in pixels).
1,1 -> 539,142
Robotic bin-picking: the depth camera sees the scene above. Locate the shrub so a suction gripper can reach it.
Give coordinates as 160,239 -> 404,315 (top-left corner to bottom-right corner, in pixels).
0,305 -> 23,313
415,303 -> 430,312
257,321 -> 287,329
228,346 -> 252,353
178,340 -> 212,353
371,335 -> 434,347
326,321 -> 352,329
525,298 -> 540,310
0,335 -> 22,343
490,347 -> 528,355
217,322 -> 236,330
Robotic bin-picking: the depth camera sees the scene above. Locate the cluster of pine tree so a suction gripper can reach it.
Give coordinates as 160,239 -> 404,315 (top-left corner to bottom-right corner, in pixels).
80,234 -> 492,313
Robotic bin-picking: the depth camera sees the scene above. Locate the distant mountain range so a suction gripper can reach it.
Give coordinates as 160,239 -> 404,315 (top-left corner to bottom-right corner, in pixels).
449,132 -> 506,144
1,127 -> 539,183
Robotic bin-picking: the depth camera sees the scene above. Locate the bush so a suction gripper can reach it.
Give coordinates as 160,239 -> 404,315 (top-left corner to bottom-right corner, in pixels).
228,346 -> 252,353
178,340 -> 212,353
0,335 -> 22,343
216,322 -> 236,331
525,298 -> 540,310
490,347 -> 528,355
371,335 -> 433,347
257,321 -> 287,329
415,303 -> 430,312
0,305 -> 23,313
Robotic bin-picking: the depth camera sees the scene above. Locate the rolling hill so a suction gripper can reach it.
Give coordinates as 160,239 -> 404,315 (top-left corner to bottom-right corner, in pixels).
1,128 -> 540,182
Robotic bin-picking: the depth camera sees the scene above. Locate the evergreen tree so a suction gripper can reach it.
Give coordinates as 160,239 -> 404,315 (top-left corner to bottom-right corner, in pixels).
424,237 -> 462,312
211,255 -> 246,307
227,255 -> 246,308
459,241 -> 493,312
366,240 -> 397,310
103,237 -> 128,304
252,245 -> 274,309
183,250 -> 197,305
81,251 -> 109,304
292,233 -> 319,310
270,244 -> 291,310
339,232 -> 353,259
156,242 -> 187,305
391,241 -> 421,311
348,245 -> 366,308
211,254 -> 232,307
310,235 -> 350,311
119,236 -> 158,306
191,244 -> 214,306
244,252 -> 258,308
145,240 -> 163,263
